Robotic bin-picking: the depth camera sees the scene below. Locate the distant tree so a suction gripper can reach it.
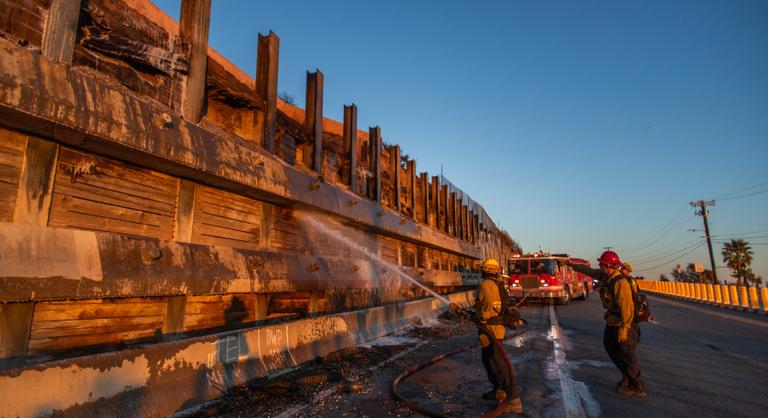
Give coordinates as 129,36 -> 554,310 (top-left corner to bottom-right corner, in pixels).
279,91 -> 296,105
671,268 -> 687,282
685,263 -> 700,282
744,268 -> 763,287
721,239 -> 754,287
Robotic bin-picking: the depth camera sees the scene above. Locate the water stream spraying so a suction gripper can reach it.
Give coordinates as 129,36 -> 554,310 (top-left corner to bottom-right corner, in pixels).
299,213 -> 452,305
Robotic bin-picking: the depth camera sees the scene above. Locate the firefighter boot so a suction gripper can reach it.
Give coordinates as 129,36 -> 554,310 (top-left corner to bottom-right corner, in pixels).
482,389 -> 506,401
500,397 -> 523,414
616,385 -> 647,398
616,375 -> 630,389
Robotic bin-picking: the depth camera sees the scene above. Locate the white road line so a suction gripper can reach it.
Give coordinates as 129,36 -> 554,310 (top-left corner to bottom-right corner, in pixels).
548,304 -> 587,418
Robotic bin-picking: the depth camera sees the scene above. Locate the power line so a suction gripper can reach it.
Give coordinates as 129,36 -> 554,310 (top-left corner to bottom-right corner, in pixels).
713,179 -> 768,199
633,239 -> 706,266
620,207 -> 691,252
717,188 -> 768,202
636,242 -> 706,272
623,233 -> 700,260
711,234 -> 768,240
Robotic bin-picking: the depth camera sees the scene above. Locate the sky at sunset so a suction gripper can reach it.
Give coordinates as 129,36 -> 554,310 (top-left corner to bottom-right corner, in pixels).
153,0 -> 768,283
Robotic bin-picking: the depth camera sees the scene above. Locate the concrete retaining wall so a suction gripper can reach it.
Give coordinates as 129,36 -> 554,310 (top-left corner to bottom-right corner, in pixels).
0,291 -> 473,418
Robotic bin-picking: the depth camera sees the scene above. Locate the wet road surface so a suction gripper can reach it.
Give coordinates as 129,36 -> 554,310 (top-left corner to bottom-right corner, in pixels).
181,293 -> 768,417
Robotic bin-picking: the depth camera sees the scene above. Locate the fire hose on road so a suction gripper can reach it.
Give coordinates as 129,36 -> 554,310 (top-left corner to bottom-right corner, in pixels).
392,297 -> 530,418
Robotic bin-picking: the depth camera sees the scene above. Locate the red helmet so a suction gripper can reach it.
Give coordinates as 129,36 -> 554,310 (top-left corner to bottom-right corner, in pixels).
597,250 -> 622,267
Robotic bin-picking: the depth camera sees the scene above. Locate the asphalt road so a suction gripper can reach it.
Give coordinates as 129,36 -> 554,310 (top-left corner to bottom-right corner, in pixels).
556,293 -> 768,418
192,293 -> 768,417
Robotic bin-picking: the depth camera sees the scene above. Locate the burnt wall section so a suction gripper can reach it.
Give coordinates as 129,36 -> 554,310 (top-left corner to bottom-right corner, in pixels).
0,0 -> 518,411
0,0 -> 519,259
0,291 -> 475,418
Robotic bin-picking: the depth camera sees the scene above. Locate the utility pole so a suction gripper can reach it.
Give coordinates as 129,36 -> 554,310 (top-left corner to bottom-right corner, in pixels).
690,200 -> 718,284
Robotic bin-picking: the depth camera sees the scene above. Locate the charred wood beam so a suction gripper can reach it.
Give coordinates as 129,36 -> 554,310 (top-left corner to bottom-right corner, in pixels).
179,0 -> 211,124
305,70 -> 324,173
469,210 -> 475,244
41,0 -> 82,64
441,184 -> 449,233
391,145 -> 401,211
408,160 -> 416,219
370,126 -> 382,203
463,204 -> 469,242
420,172 -> 429,225
450,192 -> 457,237
13,137 -> 58,226
255,31 -> 279,153
431,176 -> 440,229
343,104 -> 358,191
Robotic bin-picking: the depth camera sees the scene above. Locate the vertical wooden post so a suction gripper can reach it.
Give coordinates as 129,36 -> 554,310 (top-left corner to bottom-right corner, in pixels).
431,176 -> 440,228
463,204 -> 469,241
390,145 -> 401,211
449,192 -> 457,236
408,160 -> 416,219
180,0 -> 211,124
343,104 -> 358,191
41,0 -> 81,64
255,31 -> 279,153
456,198 -> 463,239
369,127 -> 382,203
0,302 -> 35,369
441,185 -> 449,233
174,180 -> 196,242
13,138 -> 58,225
420,172 -> 429,225
162,296 -> 187,340
305,70 -> 324,174
469,210 -> 475,244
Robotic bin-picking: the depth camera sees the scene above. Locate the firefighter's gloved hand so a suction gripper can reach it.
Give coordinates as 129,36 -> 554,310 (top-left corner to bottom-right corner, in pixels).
617,327 -> 629,343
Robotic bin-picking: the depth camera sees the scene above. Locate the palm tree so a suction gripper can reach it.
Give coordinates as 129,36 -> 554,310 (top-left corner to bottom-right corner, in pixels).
721,239 -> 754,287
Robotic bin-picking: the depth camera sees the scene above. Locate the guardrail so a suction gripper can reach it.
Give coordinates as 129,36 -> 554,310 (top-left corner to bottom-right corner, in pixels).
637,280 -> 768,313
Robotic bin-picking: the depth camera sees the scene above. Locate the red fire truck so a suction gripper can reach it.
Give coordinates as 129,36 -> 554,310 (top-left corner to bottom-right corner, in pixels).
505,253 -> 592,305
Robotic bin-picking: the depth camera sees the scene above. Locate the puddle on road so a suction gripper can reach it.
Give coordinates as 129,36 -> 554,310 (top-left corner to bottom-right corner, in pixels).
568,359 -> 613,369
359,334 -> 422,348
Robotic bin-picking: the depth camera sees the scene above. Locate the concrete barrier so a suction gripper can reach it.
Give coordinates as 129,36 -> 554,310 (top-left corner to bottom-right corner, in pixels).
749,287 -> 759,311
0,291 -> 473,417
639,281 -> 768,317
740,287 -> 750,309
721,285 -> 731,306
762,288 -> 768,313
730,285 -> 740,309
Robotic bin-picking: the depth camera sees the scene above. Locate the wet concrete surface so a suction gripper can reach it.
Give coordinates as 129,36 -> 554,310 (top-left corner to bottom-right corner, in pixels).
180,294 -> 768,418
180,305 -> 565,417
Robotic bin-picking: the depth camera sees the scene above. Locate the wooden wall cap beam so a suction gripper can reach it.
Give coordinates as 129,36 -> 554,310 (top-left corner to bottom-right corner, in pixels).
0,39 -> 481,259
0,222 -> 467,303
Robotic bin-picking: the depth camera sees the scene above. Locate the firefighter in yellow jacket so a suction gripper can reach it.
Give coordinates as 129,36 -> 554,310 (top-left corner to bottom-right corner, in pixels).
569,251 -> 646,397
475,258 -> 523,413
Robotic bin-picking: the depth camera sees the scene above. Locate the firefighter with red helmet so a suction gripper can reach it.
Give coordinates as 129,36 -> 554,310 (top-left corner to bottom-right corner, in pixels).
567,251 -> 646,397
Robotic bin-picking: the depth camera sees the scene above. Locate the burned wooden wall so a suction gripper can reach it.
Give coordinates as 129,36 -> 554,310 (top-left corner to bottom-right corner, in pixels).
0,0 -> 519,371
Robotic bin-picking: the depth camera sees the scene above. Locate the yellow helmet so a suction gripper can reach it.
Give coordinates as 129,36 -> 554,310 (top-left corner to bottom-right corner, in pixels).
482,258 -> 501,275
622,262 -> 634,272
